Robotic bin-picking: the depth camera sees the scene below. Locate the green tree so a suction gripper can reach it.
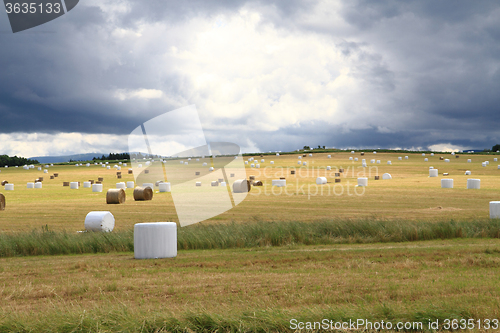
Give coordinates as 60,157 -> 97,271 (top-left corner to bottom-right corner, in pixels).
492,144 -> 500,152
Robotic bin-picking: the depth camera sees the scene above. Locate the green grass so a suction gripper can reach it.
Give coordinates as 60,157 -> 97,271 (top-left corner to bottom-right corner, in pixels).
2,218 -> 500,258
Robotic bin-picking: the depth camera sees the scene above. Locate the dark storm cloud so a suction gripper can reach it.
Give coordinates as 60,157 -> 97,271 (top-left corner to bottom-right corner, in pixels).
1,0 -> 500,153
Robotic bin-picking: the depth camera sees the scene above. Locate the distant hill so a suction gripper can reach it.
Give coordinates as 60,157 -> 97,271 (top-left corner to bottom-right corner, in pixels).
29,153 -> 107,164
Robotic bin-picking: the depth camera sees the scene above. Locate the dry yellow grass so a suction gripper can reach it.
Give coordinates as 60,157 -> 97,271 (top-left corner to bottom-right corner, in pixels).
0,152 -> 499,232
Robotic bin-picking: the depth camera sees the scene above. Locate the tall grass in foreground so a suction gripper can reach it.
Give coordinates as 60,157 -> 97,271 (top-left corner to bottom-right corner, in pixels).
1,218 -> 500,258
0,304 -> 481,332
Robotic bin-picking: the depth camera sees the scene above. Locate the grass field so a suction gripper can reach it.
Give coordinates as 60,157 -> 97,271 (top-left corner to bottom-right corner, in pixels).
1,151 -> 500,332
0,151 -> 499,231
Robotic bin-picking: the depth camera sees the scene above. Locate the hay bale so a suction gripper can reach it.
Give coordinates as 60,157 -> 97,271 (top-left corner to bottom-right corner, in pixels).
92,184 -> 103,192
357,178 -> 368,186
117,175 -> 122,179
440,157 -> 444,160
134,222 -> 177,259
211,181 -> 219,186
117,172 -> 122,176
467,179 -> 481,189
145,170 -> 150,174
291,170 -> 296,175
196,182 -> 202,187
429,169 -> 438,177
374,176 -> 380,180
107,188 -> 126,204
89,180 -> 95,184
116,182 -> 126,189
456,155 -> 459,158
441,179 -> 453,188
0,193 -> 4,210
96,181 -> 102,184
335,179 -> 341,183
133,187 -> 153,201
128,169 -> 133,174
253,181 -> 263,186
70,182 -> 79,189
490,202 -> 500,219
249,175 -> 255,181
316,177 -> 327,185
98,177 -> 104,182
233,179 -> 251,193
1,181 -> 7,186
4,184 -> 14,191
195,171 -> 200,176
63,182 -> 70,187
303,154 -> 306,157
339,169 -> 344,173
360,152 -> 365,156
335,173 -> 340,177
50,176 -> 54,180
443,173 -> 449,176
382,173 -> 392,180
54,173 -> 59,177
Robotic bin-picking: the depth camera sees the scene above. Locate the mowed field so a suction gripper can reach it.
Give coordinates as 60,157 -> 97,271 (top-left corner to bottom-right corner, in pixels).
0,152 -> 500,232
1,151 -> 500,332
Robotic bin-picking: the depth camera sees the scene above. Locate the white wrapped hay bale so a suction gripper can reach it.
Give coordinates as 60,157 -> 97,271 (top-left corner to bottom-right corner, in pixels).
107,166 -> 111,170
429,169 -> 438,177
134,222 -> 177,259
92,184 -> 103,192
429,166 -> 434,169
220,182 -> 226,186
276,153 -> 280,156
387,161 -> 392,165
196,182 -> 202,187
209,167 -> 214,171
354,158 -> 358,162
5,184 -> 13,191
272,179 -> 286,187
34,182 -> 42,189
362,162 -> 367,167
116,182 -> 126,189
309,154 -> 312,157
490,202 -> 500,219
85,211 -> 115,232
467,159 -> 472,163
159,182 -> 171,192
349,157 -> 353,161
482,162 -> 487,167
422,153 -> 426,156
27,182 -> 34,189
376,160 -> 380,164
211,181 -> 219,186
370,159 -> 375,163
498,165 -> 500,169
424,158 -> 428,162
451,152 -> 455,155
298,156 -> 302,159
444,159 -> 450,163
245,161 -> 248,165
467,179 -> 480,189
44,169 -> 48,173
83,182 -> 91,188
302,162 -> 307,166
127,181 -> 135,189
495,158 -> 498,162
398,157 -> 402,160
297,161 -> 301,165
465,170 -> 471,175
70,182 -> 79,189
38,167 -> 42,171
326,166 -> 331,171
486,161 -> 490,165
441,179 -> 454,188
405,156 -> 409,160
256,164 -> 260,168
142,183 -> 154,190
382,173 -> 392,180
357,178 -> 368,186
270,161 -> 274,164
373,151 -> 377,154
316,177 -> 327,185
328,155 -> 331,158
233,179 -> 250,193
261,159 -> 265,163
431,153 -> 434,156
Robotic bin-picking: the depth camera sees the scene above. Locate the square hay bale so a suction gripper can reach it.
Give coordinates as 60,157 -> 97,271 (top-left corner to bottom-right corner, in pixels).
96,181 -> 102,184
335,173 -> 340,177
145,170 -> 150,174
195,171 -> 200,176
98,177 -> 104,182
280,177 -> 286,180
39,177 -> 44,181
249,176 -> 255,181
54,173 -> 58,177
339,169 -> 344,173
89,180 -> 95,184
291,170 -> 296,175
440,157 -> 444,160
128,169 -> 133,174
456,155 -> 459,158
50,176 -> 54,180
63,182 -> 70,187
335,179 -> 341,183
443,173 -> 449,176
360,152 -> 365,156
375,176 -> 380,180
117,175 -> 122,179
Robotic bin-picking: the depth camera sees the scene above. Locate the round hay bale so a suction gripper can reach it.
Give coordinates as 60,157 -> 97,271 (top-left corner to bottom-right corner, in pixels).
85,211 -> 115,232
107,188 -> 126,204
0,193 -> 5,211
133,187 -> 153,201
253,180 -> 263,186
233,179 -> 251,193
134,222 -> 177,259
316,177 -> 327,185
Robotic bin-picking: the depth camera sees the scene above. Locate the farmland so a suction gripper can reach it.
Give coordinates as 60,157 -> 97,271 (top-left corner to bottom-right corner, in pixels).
1,151 -> 500,332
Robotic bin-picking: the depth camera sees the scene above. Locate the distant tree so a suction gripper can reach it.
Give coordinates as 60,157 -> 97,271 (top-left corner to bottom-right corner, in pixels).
322,146 -> 325,149
492,144 -> 500,152
303,146 -> 310,150
0,154 -> 40,166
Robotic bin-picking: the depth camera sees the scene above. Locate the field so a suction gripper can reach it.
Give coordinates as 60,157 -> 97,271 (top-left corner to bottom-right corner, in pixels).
1,151 -> 500,332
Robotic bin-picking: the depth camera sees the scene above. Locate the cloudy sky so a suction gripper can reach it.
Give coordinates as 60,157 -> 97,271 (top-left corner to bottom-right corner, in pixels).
1,0 -> 500,157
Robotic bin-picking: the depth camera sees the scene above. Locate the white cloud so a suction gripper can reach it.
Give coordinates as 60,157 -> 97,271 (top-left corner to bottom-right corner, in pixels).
428,143 -> 469,153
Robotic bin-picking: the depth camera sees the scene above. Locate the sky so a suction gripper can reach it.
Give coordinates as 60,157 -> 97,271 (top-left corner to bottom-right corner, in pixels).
1,0 -> 500,157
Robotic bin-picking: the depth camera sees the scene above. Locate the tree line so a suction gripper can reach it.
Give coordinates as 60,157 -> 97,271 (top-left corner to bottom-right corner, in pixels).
0,155 -> 39,166
92,152 -> 130,161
